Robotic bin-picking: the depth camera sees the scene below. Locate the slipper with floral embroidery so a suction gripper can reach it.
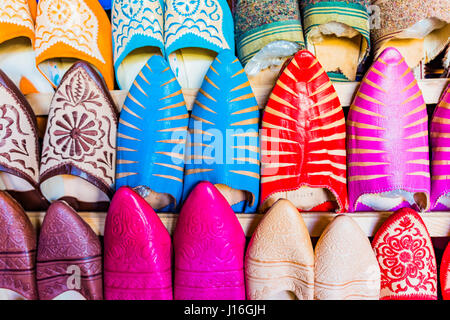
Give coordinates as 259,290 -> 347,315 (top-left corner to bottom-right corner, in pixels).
260,50 -> 348,213
39,61 -> 118,211
34,0 -> 114,90
441,241 -> 450,300
164,0 -> 235,109
112,0 -> 165,92
0,69 -> 48,210
372,208 -> 437,300
0,0 -> 53,94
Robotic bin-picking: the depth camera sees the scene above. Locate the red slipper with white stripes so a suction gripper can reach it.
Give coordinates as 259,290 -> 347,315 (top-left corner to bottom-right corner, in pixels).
260,50 -> 348,213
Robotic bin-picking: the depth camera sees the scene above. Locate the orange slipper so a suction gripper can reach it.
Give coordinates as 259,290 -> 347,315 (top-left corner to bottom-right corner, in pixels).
34,0 -> 114,90
0,0 -> 53,94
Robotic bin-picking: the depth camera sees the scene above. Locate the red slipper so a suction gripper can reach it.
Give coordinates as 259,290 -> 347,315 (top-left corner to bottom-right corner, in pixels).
372,208 -> 438,300
36,201 -> 103,300
441,241 -> 450,300
0,191 -> 38,300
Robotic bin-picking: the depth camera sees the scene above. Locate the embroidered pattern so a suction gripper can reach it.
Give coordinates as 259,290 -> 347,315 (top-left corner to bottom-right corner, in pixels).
40,65 -> 117,189
164,0 -> 230,51
0,0 -> 34,32
0,86 -> 40,185
34,0 -> 105,63
112,0 -> 164,64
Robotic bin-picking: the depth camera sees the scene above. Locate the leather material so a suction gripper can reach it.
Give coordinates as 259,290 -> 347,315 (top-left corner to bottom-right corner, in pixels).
174,181 -> 246,300
39,61 -> 118,211
245,199 -> 314,300
112,0 -> 165,90
314,215 -> 380,300
36,201 -> 103,300
164,0 -> 235,56
372,208 -> 437,300
182,50 -> 260,213
260,49 -> 348,212
0,69 -> 49,210
0,191 -> 38,300
441,241 -> 450,300
116,55 -> 188,212
430,84 -> 450,210
347,47 -> 430,212
34,0 -> 114,89
104,187 -> 173,300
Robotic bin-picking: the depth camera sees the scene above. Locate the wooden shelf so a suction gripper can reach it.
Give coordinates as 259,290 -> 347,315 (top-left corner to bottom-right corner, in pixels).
26,211 -> 450,238
25,79 -> 449,116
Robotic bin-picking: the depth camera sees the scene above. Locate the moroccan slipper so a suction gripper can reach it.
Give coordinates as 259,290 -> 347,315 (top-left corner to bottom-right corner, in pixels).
260,49 -> 348,214
39,62 -> 118,211
164,0 -> 235,109
174,181 -> 246,300
0,69 -> 48,211
371,0 -> 449,78
34,0 -> 114,89
182,50 -> 260,213
431,84 -> 450,210
36,201 -> 103,300
234,0 -> 304,107
441,241 -> 450,300
372,208 -> 438,300
104,187 -> 173,300
347,47 -> 430,212
299,0 -> 371,82
0,0 -> 53,94
0,191 -> 38,300
112,0 -> 165,91
116,55 -> 188,212
245,199 -> 314,300
314,215 -> 380,300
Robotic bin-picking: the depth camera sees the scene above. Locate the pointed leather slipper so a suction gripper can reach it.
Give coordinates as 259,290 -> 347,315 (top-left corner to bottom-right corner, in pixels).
104,187 -> 173,300
347,47 -> 430,212
182,50 -> 260,213
300,0 -> 371,82
431,84 -> 450,210
112,0 -> 165,91
0,0 -> 53,94
372,0 -> 449,78
39,61 -> 118,212
314,215 -> 380,300
116,55 -> 188,212
441,241 -> 450,300
260,49 -> 348,213
245,199 -> 314,300
0,191 -> 38,300
34,0 -> 114,89
372,208 -> 438,300
36,201 -> 103,300
174,181 -> 246,300
0,69 -> 49,210
164,0 -> 235,109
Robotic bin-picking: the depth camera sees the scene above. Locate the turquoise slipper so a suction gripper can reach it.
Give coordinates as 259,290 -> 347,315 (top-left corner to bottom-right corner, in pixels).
182,49 -> 260,213
116,55 -> 189,212
112,0 -> 165,91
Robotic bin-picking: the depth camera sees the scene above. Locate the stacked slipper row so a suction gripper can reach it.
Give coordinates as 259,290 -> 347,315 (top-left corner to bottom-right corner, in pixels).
0,182 -> 449,300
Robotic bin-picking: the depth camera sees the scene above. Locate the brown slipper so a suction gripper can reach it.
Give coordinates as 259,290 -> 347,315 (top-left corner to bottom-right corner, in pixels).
0,191 -> 38,300
39,61 -> 118,211
0,69 -> 49,211
36,201 -> 103,300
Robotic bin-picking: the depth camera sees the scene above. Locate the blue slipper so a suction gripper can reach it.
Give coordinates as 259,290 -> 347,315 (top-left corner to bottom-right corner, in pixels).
116,55 -> 189,212
112,0 -> 165,91
99,0 -> 112,10
164,0 -> 235,109
182,49 -> 260,213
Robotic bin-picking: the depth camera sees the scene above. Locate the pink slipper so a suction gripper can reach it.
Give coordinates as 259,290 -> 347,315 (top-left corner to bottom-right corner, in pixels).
372,208 -> 438,300
441,241 -> 450,300
174,181 -> 246,300
104,186 -> 173,300
36,201 -> 103,300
